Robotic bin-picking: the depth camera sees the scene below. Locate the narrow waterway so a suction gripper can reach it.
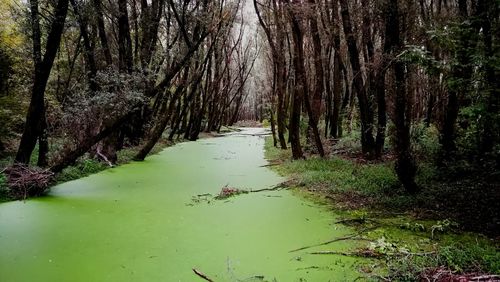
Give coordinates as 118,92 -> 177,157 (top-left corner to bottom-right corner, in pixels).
0,128 -> 362,281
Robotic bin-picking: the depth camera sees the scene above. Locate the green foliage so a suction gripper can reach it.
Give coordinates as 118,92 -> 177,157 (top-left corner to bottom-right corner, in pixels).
369,237 -> 410,255
400,222 -> 426,232
335,130 -> 362,153
0,172 -> 9,201
0,8 -> 30,150
55,157 -> 107,184
0,95 -> 24,140
401,45 -> 442,75
430,219 -> 459,239
261,119 -> 270,127
411,123 -> 440,160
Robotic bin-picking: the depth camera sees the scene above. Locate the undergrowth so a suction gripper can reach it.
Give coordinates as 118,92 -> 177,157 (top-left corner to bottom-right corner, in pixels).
0,172 -> 9,202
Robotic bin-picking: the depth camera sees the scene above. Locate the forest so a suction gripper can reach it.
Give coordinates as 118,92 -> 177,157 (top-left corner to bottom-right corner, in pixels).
0,0 -> 499,281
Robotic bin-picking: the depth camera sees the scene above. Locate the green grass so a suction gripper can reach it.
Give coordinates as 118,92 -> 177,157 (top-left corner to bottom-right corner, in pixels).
265,136 -> 401,198
383,234 -> 500,280
55,158 -> 108,183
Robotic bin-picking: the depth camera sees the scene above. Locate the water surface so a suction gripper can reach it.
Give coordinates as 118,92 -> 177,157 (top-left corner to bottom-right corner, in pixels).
0,128 -> 361,281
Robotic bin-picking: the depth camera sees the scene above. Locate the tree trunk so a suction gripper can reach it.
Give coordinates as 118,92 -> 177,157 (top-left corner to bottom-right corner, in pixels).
339,0 -> 376,158
118,0 -> 133,73
254,0 -> 287,149
134,67 -> 189,161
15,0 -> 69,164
92,0 -> 112,66
287,0 -> 304,160
51,109 -> 139,173
308,0 -> 324,125
386,0 -> 418,193
70,0 -> 98,91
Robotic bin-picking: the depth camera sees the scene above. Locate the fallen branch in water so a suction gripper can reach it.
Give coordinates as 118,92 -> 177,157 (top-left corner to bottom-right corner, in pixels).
310,249 -> 435,258
214,185 -> 248,199
289,227 -> 376,253
309,249 -> 383,258
189,182 -> 291,204
289,234 -> 361,253
250,183 -> 289,193
335,218 -> 378,225
192,268 -> 214,282
259,163 -> 281,167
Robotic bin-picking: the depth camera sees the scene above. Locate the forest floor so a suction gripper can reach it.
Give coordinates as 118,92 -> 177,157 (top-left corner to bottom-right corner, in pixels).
264,136 -> 500,280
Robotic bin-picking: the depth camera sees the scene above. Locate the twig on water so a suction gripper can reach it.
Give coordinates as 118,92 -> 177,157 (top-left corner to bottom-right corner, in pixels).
289,227 -> 376,253
192,268 -> 214,282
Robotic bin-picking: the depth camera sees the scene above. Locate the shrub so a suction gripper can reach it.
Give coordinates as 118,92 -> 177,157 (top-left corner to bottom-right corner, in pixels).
0,172 -> 9,201
56,157 -> 107,184
411,123 -> 440,160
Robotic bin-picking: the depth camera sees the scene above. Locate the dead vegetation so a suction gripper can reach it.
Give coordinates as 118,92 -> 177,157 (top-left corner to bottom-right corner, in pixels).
3,164 -> 54,200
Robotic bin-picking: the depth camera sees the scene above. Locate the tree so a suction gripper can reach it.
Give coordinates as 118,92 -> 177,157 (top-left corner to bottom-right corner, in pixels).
385,0 -> 418,193
15,0 -> 70,165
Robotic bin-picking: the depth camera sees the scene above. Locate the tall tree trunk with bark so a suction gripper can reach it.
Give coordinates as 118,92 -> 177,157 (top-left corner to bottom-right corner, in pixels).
386,0 -> 418,193
339,0 -> 376,158
287,0 -> 324,158
308,0 -> 323,125
70,0 -> 98,91
92,0 -> 112,66
15,0 -> 69,165
330,0 -> 342,138
118,0 -> 133,73
254,0 -> 287,149
287,0 -> 304,159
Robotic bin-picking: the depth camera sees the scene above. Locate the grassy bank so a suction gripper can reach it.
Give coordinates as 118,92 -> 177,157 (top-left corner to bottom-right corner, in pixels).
264,136 -> 499,280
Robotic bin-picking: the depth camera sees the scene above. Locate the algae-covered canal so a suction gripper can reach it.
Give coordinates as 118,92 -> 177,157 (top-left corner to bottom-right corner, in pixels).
0,128 -> 362,281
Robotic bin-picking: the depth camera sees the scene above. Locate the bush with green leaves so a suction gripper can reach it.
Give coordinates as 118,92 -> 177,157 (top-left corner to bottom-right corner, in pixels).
55,157 -> 108,184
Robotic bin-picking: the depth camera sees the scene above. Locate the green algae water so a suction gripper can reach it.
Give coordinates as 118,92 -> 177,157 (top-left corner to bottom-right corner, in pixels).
0,128 -> 362,281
